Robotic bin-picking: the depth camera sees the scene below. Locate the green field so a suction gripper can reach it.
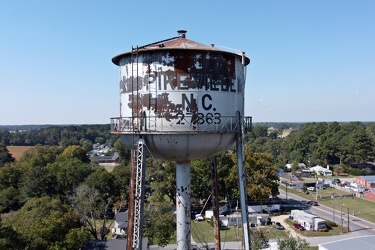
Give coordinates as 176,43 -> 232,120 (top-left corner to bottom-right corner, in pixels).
191,220 -> 320,249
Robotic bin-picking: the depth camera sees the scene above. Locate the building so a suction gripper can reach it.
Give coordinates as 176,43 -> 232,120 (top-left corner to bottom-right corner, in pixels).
279,172 -> 304,189
285,163 -> 306,170
309,165 -> 332,176
356,176 -> 375,189
204,202 -> 230,218
224,213 -> 269,227
319,235 -> 375,250
363,189 -> 375,202
112,210 -> 128,235
247,203 -> 281,213
351,162 -> 375,172
90,152 -> 120,166
290,210 -> 326,231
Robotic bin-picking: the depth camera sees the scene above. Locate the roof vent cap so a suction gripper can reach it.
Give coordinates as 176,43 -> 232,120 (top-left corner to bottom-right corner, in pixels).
177,30 -> 187,38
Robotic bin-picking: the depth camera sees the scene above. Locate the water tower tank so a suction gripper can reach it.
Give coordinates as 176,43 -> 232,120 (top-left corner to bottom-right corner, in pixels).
111,30 -> 250,162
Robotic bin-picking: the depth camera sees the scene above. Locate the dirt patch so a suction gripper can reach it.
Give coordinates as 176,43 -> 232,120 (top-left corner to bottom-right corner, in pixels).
7,146 -> 33,160
270,214 -> 305,238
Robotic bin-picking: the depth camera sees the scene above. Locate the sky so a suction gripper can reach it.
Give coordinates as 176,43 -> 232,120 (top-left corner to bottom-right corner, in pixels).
1,0 -> 374,125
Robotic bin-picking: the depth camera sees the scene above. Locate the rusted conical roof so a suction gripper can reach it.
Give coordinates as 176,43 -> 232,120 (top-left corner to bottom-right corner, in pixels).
112,30 -> 250,65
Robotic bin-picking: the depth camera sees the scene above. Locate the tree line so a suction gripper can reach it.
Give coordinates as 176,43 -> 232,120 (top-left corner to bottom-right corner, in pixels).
248,121 -> 375,175
0,124 -> 118,148
0,121 -> 374,248
0,140 -> 278,248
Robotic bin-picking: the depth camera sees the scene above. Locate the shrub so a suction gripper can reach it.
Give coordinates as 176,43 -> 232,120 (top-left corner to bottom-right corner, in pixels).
325,221 -> 337,228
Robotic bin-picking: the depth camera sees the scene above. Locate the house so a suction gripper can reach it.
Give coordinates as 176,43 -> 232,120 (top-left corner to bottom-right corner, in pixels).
90,152 -> 120,166
290,210 -> 326,231
285,163 -> 306,170
356,176 -> 375,189
112,210 -> 128,235
309,165 -> 332,176
247,203 -> 281,213
204,202 -> 230,218
351,162 -> 375,172
279,172 -> 304,189
225,212 -> 269,227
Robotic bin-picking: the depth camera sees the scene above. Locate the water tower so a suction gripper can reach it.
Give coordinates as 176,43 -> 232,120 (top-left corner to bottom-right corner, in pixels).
111,30 -> 251,250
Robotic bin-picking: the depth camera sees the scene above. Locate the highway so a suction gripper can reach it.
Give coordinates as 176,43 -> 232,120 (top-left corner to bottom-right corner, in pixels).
279,189 -> 375,235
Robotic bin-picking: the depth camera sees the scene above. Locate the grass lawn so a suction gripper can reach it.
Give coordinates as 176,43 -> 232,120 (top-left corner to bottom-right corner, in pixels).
191,220 -> 242,243
283,217 -> 347,237
192,220 -> 286,243
191,220 -> 318,249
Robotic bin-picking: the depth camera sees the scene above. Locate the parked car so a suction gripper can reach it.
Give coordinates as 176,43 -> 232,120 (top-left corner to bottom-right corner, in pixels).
307,187 -> 316,191
276,224 -> 285,230
307,200 -> 318,206
293,223 -> 305,231
194,214 -> 204,221
332,178 -> 341,185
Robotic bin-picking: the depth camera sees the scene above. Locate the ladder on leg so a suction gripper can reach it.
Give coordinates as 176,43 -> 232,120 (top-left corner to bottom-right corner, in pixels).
127,139 -> 146,250
131,46 -> 140,131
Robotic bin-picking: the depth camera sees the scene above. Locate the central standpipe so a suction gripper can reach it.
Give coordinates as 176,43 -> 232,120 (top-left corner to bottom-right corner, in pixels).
176,162 -> 191,250
236,111 -> 251,250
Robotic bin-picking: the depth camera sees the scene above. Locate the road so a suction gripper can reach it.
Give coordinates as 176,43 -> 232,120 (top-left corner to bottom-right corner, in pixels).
279,188 -> 375,236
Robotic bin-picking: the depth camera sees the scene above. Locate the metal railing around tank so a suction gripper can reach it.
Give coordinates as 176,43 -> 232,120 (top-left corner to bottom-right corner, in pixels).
110,115 -> 252,134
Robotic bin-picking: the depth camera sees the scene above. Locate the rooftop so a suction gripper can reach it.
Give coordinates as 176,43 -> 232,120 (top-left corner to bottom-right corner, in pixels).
319,235 -> 375,250
360,175 -> 375,183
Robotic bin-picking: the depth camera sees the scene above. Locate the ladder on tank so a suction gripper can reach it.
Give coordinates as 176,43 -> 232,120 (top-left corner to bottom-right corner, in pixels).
131,46 -> 140,131
147,64 -> 158,131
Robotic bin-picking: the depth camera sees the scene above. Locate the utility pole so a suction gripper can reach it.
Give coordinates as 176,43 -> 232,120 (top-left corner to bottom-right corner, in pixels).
210,156 -> 221,250
352,193 -> 355,216
347,208 -> 350,233
340,195 -> 343,234
285,179 -> 288,200
331,193 -> 335,223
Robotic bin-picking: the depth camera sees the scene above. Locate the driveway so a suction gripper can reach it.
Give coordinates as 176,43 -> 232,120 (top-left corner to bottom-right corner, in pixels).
270,214 -> 305,239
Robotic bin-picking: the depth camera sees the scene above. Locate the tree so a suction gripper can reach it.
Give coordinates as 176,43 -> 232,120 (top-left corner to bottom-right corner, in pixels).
226,146 -> 279,201
111,163 -> 131,202
70,183 -> 112,240
47,158 -> 92,197
245,125 -> 268,143
0,163 -> 22,212
333,165 -> 344,176
3,196 -> 84,250
81,139 -> 93,153
113,138 -> 131,166
84,167 -> 117,200
291,162 -> 299,173
285,123 -> 328,165
143,199 -> 175,247
18,160 -> 55,202
147,159 -> 176,204
18,145 -> 62,166
276,234 -> 310,250
251,230 -> 269,250
58,145 -> 90,163
190,158 -> 212,202
0,217 -> 26,249
0,143 -> 14,167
